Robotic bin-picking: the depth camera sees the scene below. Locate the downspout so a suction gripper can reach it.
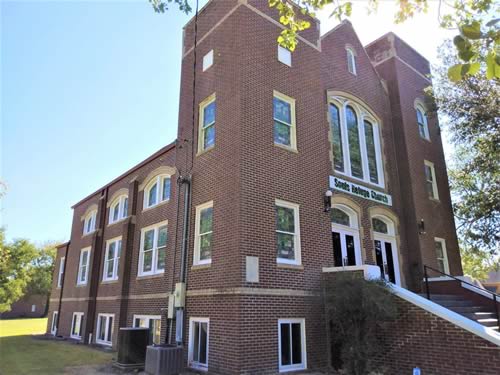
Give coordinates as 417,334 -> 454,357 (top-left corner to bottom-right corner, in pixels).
56,242 -> 70,336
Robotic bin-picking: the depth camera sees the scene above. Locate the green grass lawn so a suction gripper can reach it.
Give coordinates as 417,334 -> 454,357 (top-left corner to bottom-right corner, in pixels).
0,318 -> 113,375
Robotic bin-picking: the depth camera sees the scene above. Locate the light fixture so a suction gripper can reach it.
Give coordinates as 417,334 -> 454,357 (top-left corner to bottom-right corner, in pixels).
324,190 -> 333,212
418,219 -> 426,234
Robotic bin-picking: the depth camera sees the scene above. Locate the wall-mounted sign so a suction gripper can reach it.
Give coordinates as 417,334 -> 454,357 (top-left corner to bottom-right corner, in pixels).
329,176 -> 392,206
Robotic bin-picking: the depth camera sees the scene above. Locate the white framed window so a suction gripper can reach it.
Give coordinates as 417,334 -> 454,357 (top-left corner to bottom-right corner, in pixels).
275,200 -> 301,266
96,313 -> 114,346
346,47 -> 357,75
202,49 -> 214,71
434,238 -> 450,274
57,257 -> 65,288
109,195 -> 128,224
103,237 -> 122,281
144,175 -> 171,209
424,160 -> 439,200
71,312 -> 84,339
51,311 -> 58,335
194,201 -> 214,266
273,91 -> 297,151
329,98 -> 385,188
188,317 -> 209,371
133,315 -> 161,345
77,247 -> 91,285
139,221 -> 168,276
83,209 -> 97,235
416,105 -> 430,140
278,318 -> 307,372
31,304 -> 36,312
278,46 -> 291,67
198,94 -> 216,153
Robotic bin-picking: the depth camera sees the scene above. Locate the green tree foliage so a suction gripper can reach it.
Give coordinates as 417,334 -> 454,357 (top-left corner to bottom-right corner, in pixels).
324,273 -> 397,375
460,242 -> 499,280
150,0 -> 499,81
25,242 -> 57,296
429,40 -> 499,257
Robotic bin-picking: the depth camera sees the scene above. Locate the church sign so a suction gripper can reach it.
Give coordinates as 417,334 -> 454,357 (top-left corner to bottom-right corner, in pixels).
329,176 -> 392,206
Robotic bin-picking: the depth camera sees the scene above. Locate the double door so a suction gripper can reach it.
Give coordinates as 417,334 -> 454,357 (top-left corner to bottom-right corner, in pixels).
374,236 -> 400,285
332,228 -> 361,267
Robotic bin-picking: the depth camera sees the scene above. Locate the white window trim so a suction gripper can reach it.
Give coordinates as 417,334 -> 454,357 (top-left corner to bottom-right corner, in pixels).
57,257 -> 65,288
77,247 -> 91,286
198,94 -> 216,153
278,318 -> 307,372
424,160 -> 439,200
346,47 -> 357,75
329,98 -> 385,189
133,314 -> 162,344
83,210 -> 97,235
51,311 -> 58,336
103,237 -> 122,282
138,221 -> 168,277
96,313 -> 114,346
416,104 -> 430,141
143,175 -> 171,210
278,46 -> 292,67
109,195 -> 128,225
273,90 -> 297,152
188,317 -> 210,371
70,312 -> 84,340
202,49 -> 214,71
275,199 -> 302,266
434,237 -> 450,274
193,201 -> 214,266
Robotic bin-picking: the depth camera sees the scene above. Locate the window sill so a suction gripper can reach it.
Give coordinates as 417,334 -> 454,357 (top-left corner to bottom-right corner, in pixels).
142,200 -> 169,213
333,171 -> 386,192
191,263 -> 212,270
76,283 -> 88,288
274,142 -> 298,153
196,145 -> 215,157
96,340 -> 112,346
70,335 -> 82,340
429,197 -> 440,203
107,217 -> 128,228
101,279 -> 119,284
189,364 -> 208,372
420,136 -> 432,142
81,230 -> 97,239
277,263 -> 304,270
136,272 -> 164,280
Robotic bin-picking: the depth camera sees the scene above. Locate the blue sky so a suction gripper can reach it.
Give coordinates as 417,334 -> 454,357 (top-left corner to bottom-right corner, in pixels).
1,0 -> 453,244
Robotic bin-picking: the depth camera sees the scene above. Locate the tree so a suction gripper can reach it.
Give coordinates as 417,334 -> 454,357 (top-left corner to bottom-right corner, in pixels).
460,242 -> 498,280
149,0 -> 500,81
26,242 -> 57,316
0,229 -> 38,313
429,40 -> 499,258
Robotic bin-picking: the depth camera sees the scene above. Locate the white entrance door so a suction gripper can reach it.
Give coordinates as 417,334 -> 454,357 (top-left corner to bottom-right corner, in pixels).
374,235 -> 400,285
332,227 -> 362,267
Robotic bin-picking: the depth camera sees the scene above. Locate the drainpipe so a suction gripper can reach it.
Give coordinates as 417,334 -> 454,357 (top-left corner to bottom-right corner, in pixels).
175,174 -> 191,345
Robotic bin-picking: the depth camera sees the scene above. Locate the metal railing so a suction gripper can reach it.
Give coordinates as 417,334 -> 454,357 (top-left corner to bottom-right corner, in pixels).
424,265 -> 500,327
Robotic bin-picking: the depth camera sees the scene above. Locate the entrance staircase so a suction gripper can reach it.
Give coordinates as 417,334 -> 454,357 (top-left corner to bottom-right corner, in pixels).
420,293 -> 499,332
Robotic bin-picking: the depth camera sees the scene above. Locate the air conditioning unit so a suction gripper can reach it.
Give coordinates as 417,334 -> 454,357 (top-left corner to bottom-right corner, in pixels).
114,327 -> 149,370
145,344 -> 184,375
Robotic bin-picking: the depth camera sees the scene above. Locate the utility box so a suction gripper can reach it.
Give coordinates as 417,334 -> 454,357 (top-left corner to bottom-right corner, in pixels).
167,293 -> 175,319
145,344 -> 184,375
114,327 -> 149,370
174,282 -> 186,308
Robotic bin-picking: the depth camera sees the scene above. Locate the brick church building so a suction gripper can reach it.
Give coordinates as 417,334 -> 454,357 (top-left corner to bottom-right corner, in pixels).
47,1 -> 496,374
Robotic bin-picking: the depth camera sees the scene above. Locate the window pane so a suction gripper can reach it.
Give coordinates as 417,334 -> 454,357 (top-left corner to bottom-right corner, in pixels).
107,317 -> 113,341
437,259 -> 445,273
291,323 -> 302,365
193,322 -> 200,362
203,102 -> 216,127
204,124 -> 215,149
122,198 -> 128,218
148,183 -> 158,207
274,121 -> 291,146
199,233 -> 212,261
162,178 -> 171,201
158,226 -> 168,247
153,319 -> 161,344
280,323 -> 291,366
106,260 -> 114,278
199,322 -> 208,365
276,206 -> 295,233
144,230 -> 154,250
329,103 -> 344,172
372,218 -> 388,234
364,121 -> 379,184
435,241 -> 444,258
99,317 -> 106,340
277,232 -> 295,260
200,207 -> 213,234
346,106 -> 363,179
113,204 -> 120,222
273,97 -> 291,124
331,208 -> 350,226
143,250 -> 153,272
157,247 -> 166,270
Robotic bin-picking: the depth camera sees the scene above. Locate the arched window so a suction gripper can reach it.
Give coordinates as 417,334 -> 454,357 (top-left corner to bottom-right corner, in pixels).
372,217 -> 388,234
83,209 -> 97,235
109,195 -> 128,224
346,48 -> 357,75
144,175 -> 171,209
328,95 -> 384,187
416,105 -> 429,140
331,204 -> 361,267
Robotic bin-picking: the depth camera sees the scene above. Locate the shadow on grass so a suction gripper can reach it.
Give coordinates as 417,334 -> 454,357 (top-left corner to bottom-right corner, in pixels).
0,335 -> 113,375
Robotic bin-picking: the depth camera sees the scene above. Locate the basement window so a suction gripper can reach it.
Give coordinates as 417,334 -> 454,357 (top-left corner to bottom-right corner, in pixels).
134,315 -> 161,345
188,318 -> 209,371
202,50 -> 214,71
96,313 -> 114,346
70,312 -> 84,340
278,319 -> 307,372
278,46 -> 291,67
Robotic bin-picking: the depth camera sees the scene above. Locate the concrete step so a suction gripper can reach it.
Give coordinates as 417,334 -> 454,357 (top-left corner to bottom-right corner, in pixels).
476,318 -> 499,327
438,300 -> 475,308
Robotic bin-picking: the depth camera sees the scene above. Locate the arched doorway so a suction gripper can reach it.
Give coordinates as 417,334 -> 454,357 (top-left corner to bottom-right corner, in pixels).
331,204 -> 362,267
372,216 -> 401,285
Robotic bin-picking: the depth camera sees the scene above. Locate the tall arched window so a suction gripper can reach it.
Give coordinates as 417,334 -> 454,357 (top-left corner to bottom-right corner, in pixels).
83,208 -> 97,235
346,48 -> 357,75
416,105 -> 429,140
109,195 -> 128,224
331,204 -> 361,267
328,96 -> 384,188
144,175 -> 171,209
372,215 -> 400,285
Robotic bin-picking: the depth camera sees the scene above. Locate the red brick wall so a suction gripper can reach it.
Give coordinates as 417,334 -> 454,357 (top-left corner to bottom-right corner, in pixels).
1,294 -> 47,319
